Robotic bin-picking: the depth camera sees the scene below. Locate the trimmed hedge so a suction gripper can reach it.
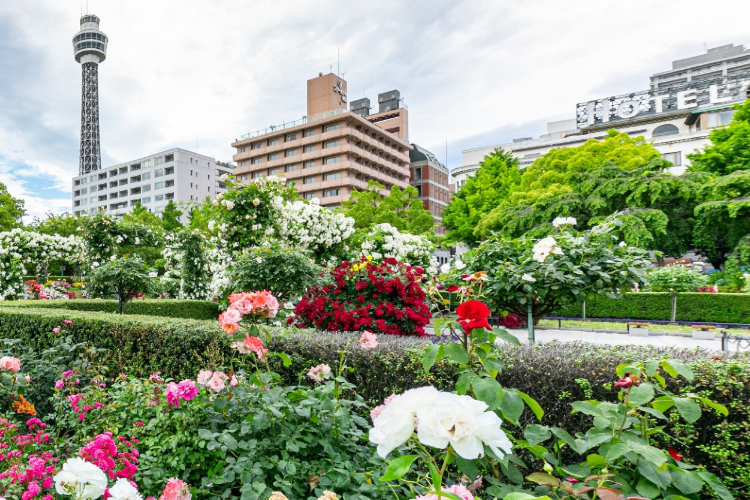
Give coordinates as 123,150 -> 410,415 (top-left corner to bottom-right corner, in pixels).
0,299 -> 219,320
557,292 -> 750,324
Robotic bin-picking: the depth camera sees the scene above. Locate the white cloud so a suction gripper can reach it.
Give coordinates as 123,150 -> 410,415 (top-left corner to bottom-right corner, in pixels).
0,0 -> 747,215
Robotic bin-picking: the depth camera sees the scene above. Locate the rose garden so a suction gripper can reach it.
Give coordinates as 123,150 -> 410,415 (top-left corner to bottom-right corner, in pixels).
3,124 -> 750,500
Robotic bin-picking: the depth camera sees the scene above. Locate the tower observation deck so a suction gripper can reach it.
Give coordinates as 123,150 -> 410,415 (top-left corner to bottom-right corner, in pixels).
73,14 -> 108,175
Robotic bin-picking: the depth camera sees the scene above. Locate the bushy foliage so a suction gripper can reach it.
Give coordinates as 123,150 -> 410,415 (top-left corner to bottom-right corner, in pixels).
226,243 -> 322,301
290,257 -> 431,336
460,216 -> 651,321
646,264 -> 708,293
278,198 -> 355,261
0,298 -> 219,319
0,180 -> 24,231
162,228 -> 211,299
360,223 -> 437,275
86,256 -> 156,313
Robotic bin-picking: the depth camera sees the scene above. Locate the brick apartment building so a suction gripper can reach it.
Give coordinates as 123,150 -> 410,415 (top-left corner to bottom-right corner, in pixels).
409,144 -> 452,234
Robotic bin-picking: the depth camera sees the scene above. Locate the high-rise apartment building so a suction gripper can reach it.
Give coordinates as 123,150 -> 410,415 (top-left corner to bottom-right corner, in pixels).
71,148 -> 232,217
231,73 -> 412,208
409,145 -> 452,234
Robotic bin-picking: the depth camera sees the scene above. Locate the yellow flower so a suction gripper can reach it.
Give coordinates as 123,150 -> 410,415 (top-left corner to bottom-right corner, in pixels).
366,255 -> 373,262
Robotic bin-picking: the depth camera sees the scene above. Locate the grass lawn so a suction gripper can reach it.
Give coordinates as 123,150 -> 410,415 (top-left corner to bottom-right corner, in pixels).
537,318 -> 750,336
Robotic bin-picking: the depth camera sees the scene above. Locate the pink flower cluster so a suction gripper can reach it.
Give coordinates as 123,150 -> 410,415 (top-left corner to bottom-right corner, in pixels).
67,393 -> 102,421
359,331 -> 378,350
307,364 -> 332,383
165,380 -> 199,407
78,432 -> 140,480
414,484 -> 474,500
218,290 -> 280,334
0,356 -> 21,372
231,335 -> 268,361
197,370 -> 238,392
159,477 -> 192,500
0,418 -> 55,500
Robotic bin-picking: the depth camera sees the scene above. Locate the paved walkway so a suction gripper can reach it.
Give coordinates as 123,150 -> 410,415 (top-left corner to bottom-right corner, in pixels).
505,327 -> 727,351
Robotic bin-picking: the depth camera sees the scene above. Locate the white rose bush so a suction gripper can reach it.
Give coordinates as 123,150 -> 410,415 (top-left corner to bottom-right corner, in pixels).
361,223 -> 438,275
277,198 -> 355,261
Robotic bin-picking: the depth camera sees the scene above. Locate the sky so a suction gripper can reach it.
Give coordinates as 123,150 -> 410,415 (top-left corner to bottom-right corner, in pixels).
0,0 -> 748,222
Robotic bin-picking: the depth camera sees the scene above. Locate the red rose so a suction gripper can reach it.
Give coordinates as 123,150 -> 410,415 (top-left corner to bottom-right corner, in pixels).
456,300 -> 492,335
446,285 -> 460,292
668,447 -> 682,462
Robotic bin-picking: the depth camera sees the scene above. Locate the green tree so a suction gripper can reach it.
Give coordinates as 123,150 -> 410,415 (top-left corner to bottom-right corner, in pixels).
160,200 -> 184,231
122,202 -> 163,231
187,197 -> 219,233
474,131 -> 700,257
441,149 -> 521,246
342,181 -> 434,245
0,181 -> 25,231
86,256 -> 156,314
31,212 -> 87,237
688,99 -> 750,175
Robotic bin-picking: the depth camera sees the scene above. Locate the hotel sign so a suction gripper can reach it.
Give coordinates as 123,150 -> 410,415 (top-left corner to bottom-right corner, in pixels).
576,71 -> 750,128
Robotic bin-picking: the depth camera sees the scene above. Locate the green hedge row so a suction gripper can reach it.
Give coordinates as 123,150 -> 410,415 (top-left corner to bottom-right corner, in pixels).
0,299 -> 219,320
0,307 -> 748,494
556,292 -> 750,324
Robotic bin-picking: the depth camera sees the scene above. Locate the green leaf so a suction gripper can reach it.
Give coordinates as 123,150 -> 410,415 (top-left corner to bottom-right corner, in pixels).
455,456 -> 479,480
380,455 -> 420,482
637,460 -> 671,489
455,372 -> 477,395
673,397 -> 702,424
586,454 -> 608,468
500,462 -> 524,484
550,428 -> 578,451
213,398 -> 229,411
482,357 -> 504,377
501,389 -> 525,424
663,360 -> 694,382
560,465 -> 591,479
472,377 -> 503,410
492,327 -> 521,346
636,478 -> 660,499
697,472 -> 733,500
670,469 -> 704,495
518,390 -> 544,421
421,344 -> 442,374
699,397 -> 728,416
275,352 -> 292,367
523,424 -> 551,447
628,383 -> 655,406
527,473 -> 559,487
605,443 -> 630,462
652,396 -> 675,413
429,461 -> 441,491
444,342 -> 469,365
220,433 -> 238,451
645,360 -> 661,377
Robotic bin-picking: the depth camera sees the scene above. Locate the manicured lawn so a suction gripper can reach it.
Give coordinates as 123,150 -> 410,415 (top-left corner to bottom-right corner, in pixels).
537,318 -> 750,335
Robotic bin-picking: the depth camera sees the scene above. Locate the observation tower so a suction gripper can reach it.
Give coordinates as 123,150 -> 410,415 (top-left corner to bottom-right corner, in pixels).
72,14 -> 108,175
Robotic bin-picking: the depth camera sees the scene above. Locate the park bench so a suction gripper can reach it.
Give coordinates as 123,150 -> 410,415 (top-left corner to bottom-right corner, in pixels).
692,324 -> 717,339
628,322 -> 649,336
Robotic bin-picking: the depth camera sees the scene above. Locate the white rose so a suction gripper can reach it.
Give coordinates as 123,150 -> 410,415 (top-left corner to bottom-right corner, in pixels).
149,272 -> 158,278
552,217 -> 566,228
225,200 -> 235,210
53,457 -> 108,499
619,241 -> 627,248
108,478 -> 143,500
369,387 -> 439,458
521,273 -> 536,282
416,392 -> 513,460
220,174 -> 228,181
440,263 -> 450,275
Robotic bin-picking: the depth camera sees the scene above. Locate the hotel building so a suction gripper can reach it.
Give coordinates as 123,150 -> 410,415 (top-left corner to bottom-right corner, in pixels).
231,73 -> 412,208
71,148 -> 232,217
453,44 -> 750,187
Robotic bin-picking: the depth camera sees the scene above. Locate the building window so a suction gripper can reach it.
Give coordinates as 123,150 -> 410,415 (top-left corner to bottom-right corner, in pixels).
252,158 -> 262,164
155,194 -> 164,202
165,167 -> 174,175
269,168 -> 279,175
304,161 -> 315,168
252,172 -> 263,179
304,130 -> 314,137
287,149 -> 297,156
240,147 -> 247,153
325,157 -> 340,164
141,172 -> 151,181
286,134 -> 297,141
707,110 -> 736,128
165,180 -> 174,188
89,175 -> 97,182
154,157 -> 165,166
304,145 -> 315,153
252,143 -> 261,150
142,196 -> 151,204
268,139 -> 279,146
304,177 -> 315,184
119,179 -> 128,186
131,187 -> 141,195
286,165 -> 297,172
415,184 -> 422,197
142,184 -> 151,192
109,193 -> 118,199
241,161 -> 248,167
90,185 -> 98,193
304,192 -> 316,200
165,193 -> 175,200
164,154 -> 174,162
155,181 -> 164,190
652,124 -> 679,137
239,175 -> 249,181
142,159 -> 153,168
662,152 -> 682,166
109,170 -> 117,177
324,172 -> 340,181
81,188 -> 88,195
131,175 -> 141,183
325,124 -> 340,132
155,169 -> 164,178
109,181 -> 117,188
324,189 -> 340,197
269,154 -> 280,160
414,167 -> 422,180
325,140 -> 339,148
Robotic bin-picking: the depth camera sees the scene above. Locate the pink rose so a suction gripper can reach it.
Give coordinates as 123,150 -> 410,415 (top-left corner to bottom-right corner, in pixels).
307,364 -> 331,383
370,405 -> 386,422
165,382 -> 181,407
0,356 -> 21,373
231,299 -> 254,316
52,327 -> 61,334
25,375 -> 30,383
207,372 -> 227,392
359,331 -> 378,350
220,308 -> 242,324
176,379 -> 198,401
159,478 -> 191,500
229,375 -> 238,387
54,379 -> 64,389
196,370 -> 213,386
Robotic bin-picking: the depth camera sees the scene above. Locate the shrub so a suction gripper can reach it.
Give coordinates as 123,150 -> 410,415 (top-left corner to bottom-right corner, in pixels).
86,256 -> 156,313
646,264 -> 708,292
226,244 -> 323,301
557,292 -> 750,324
360,223 -> 437,274
0,298 -> 218,319
290,257 -> 431,336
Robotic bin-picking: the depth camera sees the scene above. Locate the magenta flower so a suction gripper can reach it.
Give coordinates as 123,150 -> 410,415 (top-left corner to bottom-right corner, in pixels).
54,379 -> 64,389
176,379 -> 199,401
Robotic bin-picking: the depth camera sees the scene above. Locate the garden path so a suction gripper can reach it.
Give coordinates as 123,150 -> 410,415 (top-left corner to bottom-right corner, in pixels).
505,328 -> 728,351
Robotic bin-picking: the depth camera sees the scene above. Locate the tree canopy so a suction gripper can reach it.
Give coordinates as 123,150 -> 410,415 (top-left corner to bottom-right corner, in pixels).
441,149 -> 521,246
688,99 -> 750,176
0,181 -> 25,231
160,200 -> 184,231
341,181 -> 434,245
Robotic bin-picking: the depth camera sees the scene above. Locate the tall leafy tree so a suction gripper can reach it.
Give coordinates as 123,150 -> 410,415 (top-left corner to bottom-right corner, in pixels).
342,181 -> 434,244
474,131 -> 701,257
160,200 -> 184,231
0,181 -> 25,231
689,100 -> 750,267
31,211 -> 87,237
122,202 -> 163,232
442,149 -> 522,246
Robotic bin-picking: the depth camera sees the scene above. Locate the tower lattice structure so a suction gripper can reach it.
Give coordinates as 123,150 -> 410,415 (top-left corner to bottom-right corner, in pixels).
73,14 -> 108,175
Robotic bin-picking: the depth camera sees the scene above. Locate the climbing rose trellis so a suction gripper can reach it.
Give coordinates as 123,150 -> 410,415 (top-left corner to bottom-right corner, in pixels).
361,223 -> 438,275
278,198 -> 355,261
0,229 -> 86,300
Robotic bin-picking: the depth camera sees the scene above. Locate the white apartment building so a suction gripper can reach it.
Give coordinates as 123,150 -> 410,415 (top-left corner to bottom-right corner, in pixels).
453,44 -> 750,188
71,148 -> 233,217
